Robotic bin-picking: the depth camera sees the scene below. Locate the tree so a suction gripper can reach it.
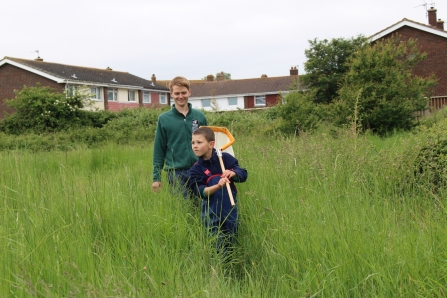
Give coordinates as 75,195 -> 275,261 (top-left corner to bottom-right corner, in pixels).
333,35 -> 437,135
201,72 -> 231,81
300,35 -> 368,104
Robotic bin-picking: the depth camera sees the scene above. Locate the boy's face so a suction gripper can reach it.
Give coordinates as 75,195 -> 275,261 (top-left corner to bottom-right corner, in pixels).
192,134 -> 214,159
171,85 -> 191,109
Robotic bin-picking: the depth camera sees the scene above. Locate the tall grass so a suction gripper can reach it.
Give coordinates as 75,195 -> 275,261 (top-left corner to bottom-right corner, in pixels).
1,131 -> 446,297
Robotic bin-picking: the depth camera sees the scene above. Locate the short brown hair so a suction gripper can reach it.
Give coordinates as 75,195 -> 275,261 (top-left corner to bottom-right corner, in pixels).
193,127 -> 215,142
169,76 -> 191,92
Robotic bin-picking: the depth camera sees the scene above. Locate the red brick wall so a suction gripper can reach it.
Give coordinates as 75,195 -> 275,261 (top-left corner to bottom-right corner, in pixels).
245,94 -> 281,109
0,64 -> 65,119
266,94 -> 281,106
378,27 -> 447,97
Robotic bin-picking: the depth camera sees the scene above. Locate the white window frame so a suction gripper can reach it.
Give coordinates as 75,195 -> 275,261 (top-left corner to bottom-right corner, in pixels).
66,85 -> 78,97
90,87 -> 102,101
128,90 -> 136,102
143,91 -> 151,103
108,88 -> 118,101
159,93 -> 167,104
202,99 -> 211,108
228,97 -> 238,106
255,95 -> 266,107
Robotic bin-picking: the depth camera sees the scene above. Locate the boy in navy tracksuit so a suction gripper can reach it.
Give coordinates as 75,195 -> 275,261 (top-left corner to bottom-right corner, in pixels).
188,127 -> 248,255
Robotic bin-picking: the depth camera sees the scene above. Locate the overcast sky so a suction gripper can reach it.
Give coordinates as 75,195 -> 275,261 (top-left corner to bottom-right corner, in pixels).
2,0 -> 446,81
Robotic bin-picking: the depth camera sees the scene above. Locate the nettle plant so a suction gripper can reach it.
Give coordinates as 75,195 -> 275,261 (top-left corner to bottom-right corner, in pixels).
3,83 -> 93,133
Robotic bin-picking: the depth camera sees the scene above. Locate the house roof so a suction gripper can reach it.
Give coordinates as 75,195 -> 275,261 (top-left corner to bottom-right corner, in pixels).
189,76 -> 301,99
369,18 -> 447,42
0,56 -> 169,91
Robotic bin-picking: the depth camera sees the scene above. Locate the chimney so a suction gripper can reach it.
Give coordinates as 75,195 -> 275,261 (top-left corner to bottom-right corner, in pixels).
290,66 -> 298,76
261,74 -> 268,78
34,56 -> 43,62
106,67 -> 112,70
151,74 -> 156,83
428,7 -> 437,27
437,19 -> 445,30
206,74 -> 214,82
216,71 -> 225,81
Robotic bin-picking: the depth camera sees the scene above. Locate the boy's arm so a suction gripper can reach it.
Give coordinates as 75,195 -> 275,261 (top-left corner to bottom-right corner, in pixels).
222,154 -> 248,183
189,165 -> 230,197
188,166 -> 207,198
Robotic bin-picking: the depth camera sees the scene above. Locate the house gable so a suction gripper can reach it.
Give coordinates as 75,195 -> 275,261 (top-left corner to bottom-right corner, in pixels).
370,19 -> 447,42
0,63 -> 65,117
369,15 -> 447,99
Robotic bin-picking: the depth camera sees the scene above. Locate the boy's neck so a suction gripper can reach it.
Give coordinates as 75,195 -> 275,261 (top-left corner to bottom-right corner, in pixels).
202,150 -> 213,160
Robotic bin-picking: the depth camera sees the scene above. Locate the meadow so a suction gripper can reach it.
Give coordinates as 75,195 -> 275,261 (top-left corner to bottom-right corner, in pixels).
1,129 -> 446,297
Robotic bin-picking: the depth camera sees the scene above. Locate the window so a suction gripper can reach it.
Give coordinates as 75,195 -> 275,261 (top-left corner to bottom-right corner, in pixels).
108,88 -> 118,101
255,95 -> 266,106
143,91 -> 151,103
90,87 -> 102,100
160,93 -> 167,104
202,99 -> 211,108
128,90 -> 136,102
66,85 -> 78,97
228,97 -> 238,106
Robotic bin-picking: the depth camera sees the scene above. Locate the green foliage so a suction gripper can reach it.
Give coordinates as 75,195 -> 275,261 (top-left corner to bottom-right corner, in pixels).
418,105 -> 447,129
104,106 -> 167,131
272,91 -> 323,135
412,117 -> 447,192
201,72 -> 231,80
335,35 -> 437,135
82,109 -> 118,128
300,35 -> 368,104
0,83 -> 92,134
204,109 -> 273,137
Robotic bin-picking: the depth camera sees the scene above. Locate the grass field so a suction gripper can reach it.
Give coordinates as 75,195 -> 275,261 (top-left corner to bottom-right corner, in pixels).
1,131 -> 446,297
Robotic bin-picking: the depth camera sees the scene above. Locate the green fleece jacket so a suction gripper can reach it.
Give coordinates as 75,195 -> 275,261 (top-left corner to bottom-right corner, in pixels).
152,103 -> 208,182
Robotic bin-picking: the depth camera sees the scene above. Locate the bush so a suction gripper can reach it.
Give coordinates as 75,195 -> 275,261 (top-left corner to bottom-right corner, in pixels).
204,109 -> 275,137
336,36 -> 436,135
273,91 -> 323,135
0,84 -> 94,134
411,117 -> 447,192
103,107 -> 166,131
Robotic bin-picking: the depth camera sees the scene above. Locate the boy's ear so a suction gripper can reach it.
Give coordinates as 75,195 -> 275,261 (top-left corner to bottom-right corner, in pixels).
210,140 -> 215,148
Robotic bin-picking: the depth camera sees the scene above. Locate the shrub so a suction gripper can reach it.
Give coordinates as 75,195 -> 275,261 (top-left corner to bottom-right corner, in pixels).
336,36 -> 437,135
411,117 -> 447,192
0,84 -> 93,134
273,91 -> 323,135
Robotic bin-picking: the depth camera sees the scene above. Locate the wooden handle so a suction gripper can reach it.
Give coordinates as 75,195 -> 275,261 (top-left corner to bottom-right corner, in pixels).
217,154 -> 235,206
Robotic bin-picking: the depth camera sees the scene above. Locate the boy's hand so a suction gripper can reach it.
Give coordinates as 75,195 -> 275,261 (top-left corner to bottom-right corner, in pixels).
218,177 -> 230,188
221,170 -> 235,179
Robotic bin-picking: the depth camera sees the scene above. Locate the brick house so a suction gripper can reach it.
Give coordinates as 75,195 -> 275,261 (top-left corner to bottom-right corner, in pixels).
0,56 -> 170,119
186,67 -> 301,111
369,7 -> 447,110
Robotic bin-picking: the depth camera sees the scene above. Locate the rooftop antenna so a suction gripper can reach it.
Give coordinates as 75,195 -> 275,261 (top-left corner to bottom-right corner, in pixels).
31,50 -> 40,58
414,1 -> 436,19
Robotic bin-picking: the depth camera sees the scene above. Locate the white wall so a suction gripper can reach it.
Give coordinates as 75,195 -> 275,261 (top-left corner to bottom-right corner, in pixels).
190,96 -> 244,111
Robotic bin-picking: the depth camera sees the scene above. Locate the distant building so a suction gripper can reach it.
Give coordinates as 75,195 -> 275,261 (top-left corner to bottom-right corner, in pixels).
0,56 -> 169,119
187,68 -> 301,111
